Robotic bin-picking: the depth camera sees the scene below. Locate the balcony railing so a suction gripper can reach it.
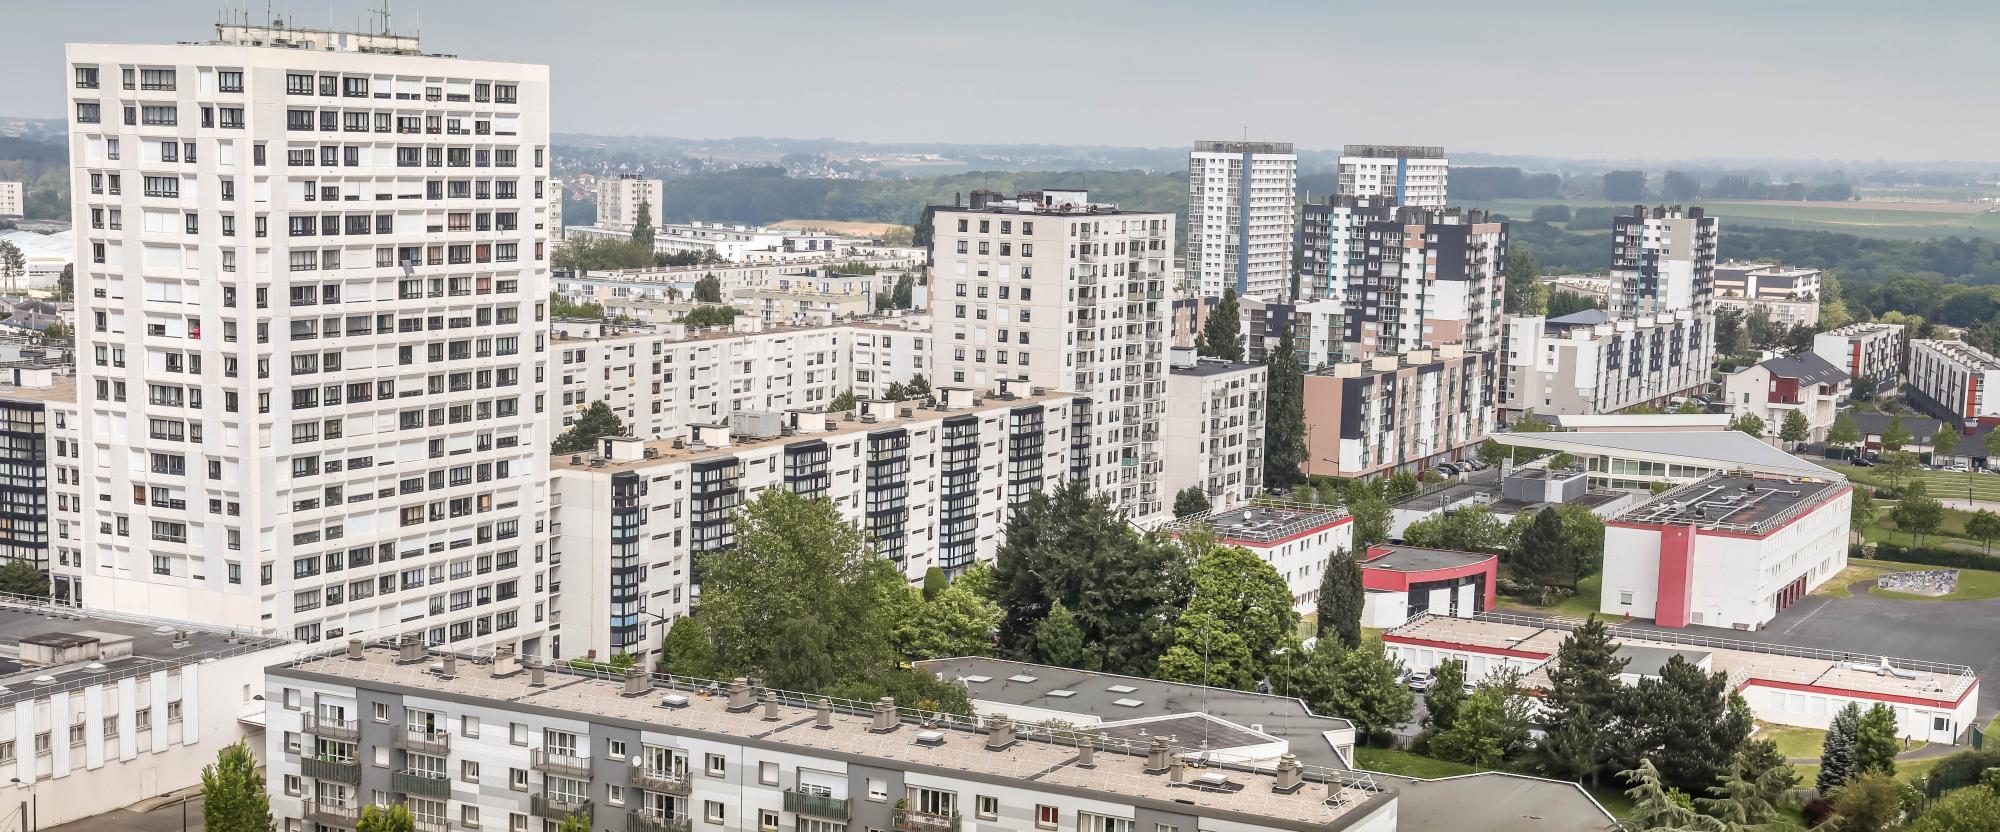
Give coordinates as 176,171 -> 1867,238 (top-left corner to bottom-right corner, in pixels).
392,769 -> 452,799
894,809 -> 961,832
532,748 -> 592,777
302,756 -> 360,783
304,799 -> 360,827
302,715 -> 359,740
627,811 -> 692,832
628,766 -> 693,796
782,790 -> 850,820
531,794 -> 593,821
394,727 -> 451,754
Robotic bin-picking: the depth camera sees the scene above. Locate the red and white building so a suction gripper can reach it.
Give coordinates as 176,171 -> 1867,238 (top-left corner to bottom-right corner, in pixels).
1909,338 -> 2000,426
1722,352 -> 1850,442
1383,614 -> 1978,745
1163,502 -> 1352,614
1358,545 -> 1497,629
1813,321 -> 1905,390
1600,473 -> 1851,630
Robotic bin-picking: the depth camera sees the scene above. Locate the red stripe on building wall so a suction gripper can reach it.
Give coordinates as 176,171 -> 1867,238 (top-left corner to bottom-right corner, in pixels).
1215,513 -> 1355,549
1741,678 -> 1978,711
1970,375 -> 1981,420
1381,634 -> 1552,661
1655,524 -> 1695,628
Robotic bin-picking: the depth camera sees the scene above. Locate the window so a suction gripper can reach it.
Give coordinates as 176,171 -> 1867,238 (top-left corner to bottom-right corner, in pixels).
606,785 -> 624,806
757,761 -> 777,785
141,105 -> 177,126
76,102 -> 100,123
140,68 -> 176,90
759,811 -> 779,832
1036,806 -> 1058,830
704,753 -> 725,777
462,716 -> 480,738
287,73 -> 314,94
976,797 -> 998,821
510,767 -> 529,790
462,759 -> 481,783
461,806 -> 480,828
703,802 -> 723,825
218,70 -> 243,92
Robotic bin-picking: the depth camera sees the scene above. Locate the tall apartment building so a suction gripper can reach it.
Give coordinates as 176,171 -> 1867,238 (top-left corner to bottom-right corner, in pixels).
1498,309 -> 1713,419
264,640 -> 1397,832
550,318 -> 929,442
550,386 -> 1076,662
1187,141 -> 1297,300
0,181 -> 23,217
1162,351 -> 1265,509
1337,145 -> 1447,208
1813,321 -> 1906,391
597,175 -> 663,230
1609,205 -> 1718,317
1909,338 -> 2000,425
1302,345 -> 1494,479
66,24 -> 554,653
1305,205 -> 1506,360
0,367 -> 73,571
927,190 -> 1174,519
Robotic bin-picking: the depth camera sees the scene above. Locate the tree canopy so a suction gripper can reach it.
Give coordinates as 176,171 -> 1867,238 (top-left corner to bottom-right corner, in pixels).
1155,533 -> 1301,690
1199,287 -> 1244,362
1263,322 -> 1307,488
203,740 -> 273,832
552,400 -> 627,454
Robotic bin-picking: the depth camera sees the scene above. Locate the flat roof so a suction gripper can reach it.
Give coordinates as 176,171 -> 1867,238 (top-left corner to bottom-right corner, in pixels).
0,601 -> 289,706
550,318 -> 917,346
551,389 -> 1073,472
279,649 -> 1391,832
1615,644 -> 1712,677
1387,613 -> 1977,707
1362,545 -> 1492,573
1916,339 -> 2000,371
0,375 -> 76,403
1166,502 -> 1351,545
1489,430 -> 1842,480
1170,360 -> 1262,378
1614,474 -> 1844,535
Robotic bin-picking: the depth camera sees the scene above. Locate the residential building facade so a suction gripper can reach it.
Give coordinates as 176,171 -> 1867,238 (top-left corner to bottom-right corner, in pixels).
1499,308 -> 1712,419
1608,205 -> 1718,317
1296,195 -> 1396,304
0,181 -> 21,218
1164,502 -> 1354,615
66,24 -> 553,653
1304,206 -> 1505,361
1909,338 -> 2000,425
595,175 -> 662,230
1336,145 -> 1447,208
1301,345 -> 1494,479
1162,350 -> 1265,509
1813,321 -> 1906,393
927,189 -> 1174,519
1188,141 -> 1297,300
0,368 -> 73,571
1721,353 -> 1850,442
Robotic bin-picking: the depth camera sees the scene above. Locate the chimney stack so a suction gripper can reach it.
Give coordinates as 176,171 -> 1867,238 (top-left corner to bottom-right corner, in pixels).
985,714 -> 1015,751
726,678 -> 755,711
439,654 -> 457,677
1274,754 -> 1303,793
763,695 -> 780,721
1146,737 -> 1172,773
623,665 -> 652,697
814,699 -> 833,729
1169,758 -> 1185,784
346,638 -> 364,660
395,632 -> 426,664
1075,736 -> 1095,768
870,697 -> 898,733
528,659 -> 546,687
492,645 -> 520,677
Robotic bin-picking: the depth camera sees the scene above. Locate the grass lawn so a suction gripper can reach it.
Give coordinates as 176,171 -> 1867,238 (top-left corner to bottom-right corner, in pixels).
1352,746 -> 1484,779
1497,573 -> 1604,619
1588,784 -> 1637,819
1759,723 -> 1828,761
1829,461 -> 2000,504
1810,556 -> 2000,601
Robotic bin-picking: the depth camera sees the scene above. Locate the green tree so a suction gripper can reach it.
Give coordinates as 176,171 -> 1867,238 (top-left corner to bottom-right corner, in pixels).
1349,497 -> 1392,550
695,489 -> 902,691
1173,486 -> 1210,519
891,274 -> 915,309
1850,486 -> 1877,540
0,241 -> 22,292
1329,639 -> 1414,741
1608,655 -> 1753,795
826,389 -> 857,412
921,566 -> 947,600
1853,703 -> 1900,778
1735,738 -> 1799,808
677,305 -> 742,328
1966,509 -> 2000,553
1313,547 -> 1364,650
41,321 -> 72,345
1401,506 -> 1505,554
1556,504 -> 1608,581
1881,451 -> 1919,491
1428,668 -> 1534,768
1691,749 -> 1793,831
356,804 -> 416,832
1985,428 -> 2000,471
1536,616 -> 1628,785
659,615 -> 715,677
904,375 -> 930,398
54,263 -> 73,302
549,291 -> 607,319
1504,249 -> 1544,315
1827,771 -> 1919,832
890,567 -> 1003,662
631,200 -> 656,250
1827,413 -> 1862,452
989,479 -> 1189,677
1934,425 -> 1961,463
1728,413 -> 1767,439
1890,490 -> 1945,545
1881,414 -> 1911,452
1031,600 -> 1091,670
1512,507 -> 1578,590
693,273 -> 723,303
1618,758 -> 1706,832
551,400 -> 627,454
1548,451 -> 1576,471
1156,538 -> 1301,689
0,560 -> 48,598
1779,410 -> 1810,448
1264,322 -> 1307,489
202,740 -> 273,832
1905,784 -> 2000,832
1199,287 -> 1244,362
1477,438 -> 1509,466
1385,470 -> 1420,501
1423,658 -> 1467,732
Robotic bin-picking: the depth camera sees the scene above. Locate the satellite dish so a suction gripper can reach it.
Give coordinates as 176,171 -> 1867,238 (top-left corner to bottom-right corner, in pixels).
630,755 -> 643,768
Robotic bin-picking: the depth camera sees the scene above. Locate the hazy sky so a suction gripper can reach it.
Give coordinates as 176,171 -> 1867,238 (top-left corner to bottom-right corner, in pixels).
5,0 -> 1994,162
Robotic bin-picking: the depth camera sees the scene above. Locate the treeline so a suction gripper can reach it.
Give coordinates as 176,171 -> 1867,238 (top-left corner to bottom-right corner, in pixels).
637,166 -> 1188,228
0,135 -> 71,221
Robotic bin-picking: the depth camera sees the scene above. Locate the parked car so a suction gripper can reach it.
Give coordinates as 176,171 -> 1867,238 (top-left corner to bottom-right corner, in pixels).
1852,457 -> 1875,468
1437,463 -> 1461,476
1406,671 -> 1432,692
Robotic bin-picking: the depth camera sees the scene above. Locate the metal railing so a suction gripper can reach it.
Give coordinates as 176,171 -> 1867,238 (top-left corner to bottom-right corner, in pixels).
1160,498 -> 1352,542
395,727 -> 452,754
894,808 -> 960,832
0,593 -> 290,709
302,756 -> 360,783
392,768 -> 452,798
783,789 -> 850,820
628,765 -> 693,795
627,811 -> 692,832
531,794 -> 593,821
1461,610 -> 1976,678
532,748 -> 592,777
303,799 -> 359,827
303,715 -> 359,740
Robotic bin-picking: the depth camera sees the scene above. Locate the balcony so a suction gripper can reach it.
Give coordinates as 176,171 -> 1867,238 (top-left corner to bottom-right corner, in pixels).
531,794 -> 593,821
394,727 -> 451,754
532,748 -> 592,778
303,800 -> 360,827
628,811 -> 692,832
302,715 -> 359,741
782,789 -> 850,820
894,809 -> 961,832
414,820 -> 449,832
392,769 -> 452,799
628,766 -> 693,796
302,756 -> 360,784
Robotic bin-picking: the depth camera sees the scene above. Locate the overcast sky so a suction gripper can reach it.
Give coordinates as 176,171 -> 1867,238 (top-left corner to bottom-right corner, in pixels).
5,0 -> 1993,162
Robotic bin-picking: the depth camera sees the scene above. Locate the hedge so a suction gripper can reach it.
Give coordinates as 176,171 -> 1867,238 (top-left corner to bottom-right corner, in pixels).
1854,543 -> 2000,572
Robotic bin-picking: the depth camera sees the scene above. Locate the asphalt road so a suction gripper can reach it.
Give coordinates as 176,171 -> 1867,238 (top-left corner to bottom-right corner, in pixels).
40,796 -> 201,832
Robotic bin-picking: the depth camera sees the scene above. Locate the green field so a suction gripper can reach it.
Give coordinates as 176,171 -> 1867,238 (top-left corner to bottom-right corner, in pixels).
1760,724 -> 1829,761
1497,573 -> 1604,619
1353,747 -> 1484,779
1826,461 -> 2000,503
1462,198 -> 2000,243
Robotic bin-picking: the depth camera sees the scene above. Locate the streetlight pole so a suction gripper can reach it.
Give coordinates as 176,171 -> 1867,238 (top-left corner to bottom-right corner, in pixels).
9,777 -> 32,832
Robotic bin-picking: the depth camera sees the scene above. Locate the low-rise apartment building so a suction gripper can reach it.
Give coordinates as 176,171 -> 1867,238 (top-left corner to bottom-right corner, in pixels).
1301,346 -> 1495,479
566,221 -> 850,264
550,318 -> 929,442
1907,338 -> 2000,425
550,385 -> 1077,663
1813,322 -> 1905,392
1499,308 -> 1712,419
1722,353 -> 1850,442
263,639 -> 1398,832
0,367 -> 73,571
552,256 -> 923,307
1713,261 -> 1820,301
1162,351 -> 1265,509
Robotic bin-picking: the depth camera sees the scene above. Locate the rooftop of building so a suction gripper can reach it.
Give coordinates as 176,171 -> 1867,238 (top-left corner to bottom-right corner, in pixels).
1339,145 -> 1445,160
1754,352 -> 1850,386
1488,430 -> 1842,480
931,189 -> 1162,217
547,316 -> 920,346
0,597 -> 291,709
277,646 -> 1393,832
1194,141 -> 1296,155
1616,205 -> 1709,221
1388,612 -> 1977,707
1613,473 -> 1845,535
1169,358 -> 1264,378
1546,308 -> 1611,327
1822,321 -> 1906,337
0,373 -> 76,403
1361,545 -> 1493,573
551,387 -> 1072,472
1163,501 -> 1352,545
1614,644 -> 1713,677
1716,261 -> 1821,277
1915,338 -> 2000,371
